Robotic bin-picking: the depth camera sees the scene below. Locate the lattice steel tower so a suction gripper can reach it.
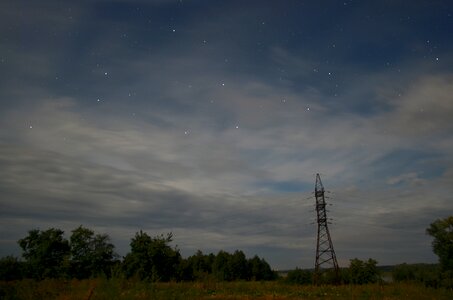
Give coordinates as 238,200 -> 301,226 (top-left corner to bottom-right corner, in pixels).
314,173 -> 340,284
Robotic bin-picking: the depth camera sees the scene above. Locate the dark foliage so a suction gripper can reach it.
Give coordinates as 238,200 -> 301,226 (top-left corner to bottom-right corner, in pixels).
343,258 -> 381,284
69,225 -> 118,279
427,216 -> 453,272
122,231 -> 181,281
18,228 -> 70,279
0,256 -> 24,281
248,255 -> 276,281
184,250 -> 276,282
392,263 -> 440,287
286,268 -> 312,285
183,250 -> 214,280
5,227 -> 276,282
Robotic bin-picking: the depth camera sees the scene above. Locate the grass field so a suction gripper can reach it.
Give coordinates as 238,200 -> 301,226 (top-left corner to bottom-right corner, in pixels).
1,279 -> 452,300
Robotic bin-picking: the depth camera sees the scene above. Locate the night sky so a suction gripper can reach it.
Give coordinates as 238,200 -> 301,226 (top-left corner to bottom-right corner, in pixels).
1,0 -> 453,269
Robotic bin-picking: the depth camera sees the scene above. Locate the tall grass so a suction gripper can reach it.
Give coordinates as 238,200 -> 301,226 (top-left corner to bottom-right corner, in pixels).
1,279 -> 452,299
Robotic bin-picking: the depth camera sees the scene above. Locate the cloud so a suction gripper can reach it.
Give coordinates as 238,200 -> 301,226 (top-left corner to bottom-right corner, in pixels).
3,57 -> 453,268
378,75 -> 453,137
387,172 -> 423,186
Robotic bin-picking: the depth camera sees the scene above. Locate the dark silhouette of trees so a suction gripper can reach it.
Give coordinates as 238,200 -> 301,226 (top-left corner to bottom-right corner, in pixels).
248,255 -> 275,281
0,256 -> 24,281
427,216 -> 453,288
230,250 -> 249,280
15,226 -> 117,280
183,250 -> 214,280
427,216 -> 453,271
212,250 -> 234,281
186,249 -> 275,282
69,225 -> 117,278
6,227 -> 276,282
286,268 -> 312,285
18,228 -> 70,279
392,263 -> 440,287
122,231 -> 181,281
344,258 -> 381,284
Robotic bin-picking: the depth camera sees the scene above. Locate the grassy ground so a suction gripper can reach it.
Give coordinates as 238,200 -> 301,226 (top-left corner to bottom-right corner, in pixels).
1,279 -> 452,300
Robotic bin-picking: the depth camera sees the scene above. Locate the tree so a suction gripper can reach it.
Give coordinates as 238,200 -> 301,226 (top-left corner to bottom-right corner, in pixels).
184,250 -> 275,282
123,231 -> 181,281
69,225 -> 117,278
176,257 -> 194,281
248,255 -> 276,281
347,258 -> 380,284
185,250 -> 213,280
212,250 -> 233,281
230,250 -> 249,280
18,228 -> 70,279
426,216 -> 453,271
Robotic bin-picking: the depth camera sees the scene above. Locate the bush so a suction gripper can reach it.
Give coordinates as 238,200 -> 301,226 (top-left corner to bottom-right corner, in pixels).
122,232 -> 181,281
345,258 -> 381,284
18,228 -> 70,279
0,256 -> 24,281
286,268 -> 312,285
392,263 -> 442,287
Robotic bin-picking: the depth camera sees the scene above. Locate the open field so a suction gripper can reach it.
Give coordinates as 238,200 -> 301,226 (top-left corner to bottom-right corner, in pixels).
1,279 -> 452,300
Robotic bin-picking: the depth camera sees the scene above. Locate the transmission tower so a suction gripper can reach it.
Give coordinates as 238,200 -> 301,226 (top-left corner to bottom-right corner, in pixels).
314,173 -> 340,284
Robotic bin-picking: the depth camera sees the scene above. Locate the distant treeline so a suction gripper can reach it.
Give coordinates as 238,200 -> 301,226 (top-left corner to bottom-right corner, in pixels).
0,226 -> 276,282
0,226 -> 385,285
392,263 -> 449,287
2,215 -> 453,288
0,226 -> 431,286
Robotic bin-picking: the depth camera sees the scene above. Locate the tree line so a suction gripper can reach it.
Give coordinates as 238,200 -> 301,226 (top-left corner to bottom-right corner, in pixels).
1,215 -> 452,286
0,226 -> 276,282
285,258 -> 381,285
283,215 -> 453,287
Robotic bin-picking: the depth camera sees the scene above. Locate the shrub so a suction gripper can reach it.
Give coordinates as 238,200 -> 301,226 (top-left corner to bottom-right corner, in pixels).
286,268 -> 312,285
